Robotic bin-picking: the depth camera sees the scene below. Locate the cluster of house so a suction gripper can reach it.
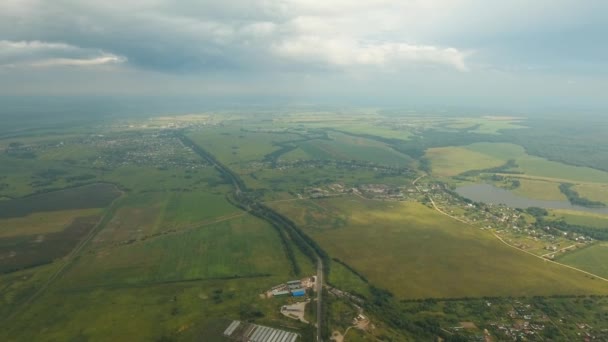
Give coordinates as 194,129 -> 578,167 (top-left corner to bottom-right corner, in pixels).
305,183 -> 420,200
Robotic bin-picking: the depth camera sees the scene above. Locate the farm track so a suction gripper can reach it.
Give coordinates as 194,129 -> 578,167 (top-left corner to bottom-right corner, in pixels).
105,211 -> 247,248
56,273 -> 273,292
178,132 -> 328,341
414,175 -> 608,283
3,191 -> 125,322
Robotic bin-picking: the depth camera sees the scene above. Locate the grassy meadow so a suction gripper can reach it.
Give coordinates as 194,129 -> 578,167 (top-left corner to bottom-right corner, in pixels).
425,146 -> 504,176
296,132 -> 413,167
0,124 -> 306,341
512,178 -> 567,201
92,190 -> 240,249
59,213 -> 292,287
272,197 -> 608,299
466,143 -> 608,183
573,183 -> 608,203
1,206 -> 300,341
1,277 -> 303,341
438,116 -> 527,134
0,183 -> 121,219
4,111 -> 608,341
186,128 -> 302,170
427,142 -> 608,210
550,209 -> 608,229
0,208 -> 102,238
558,243 -> 608,278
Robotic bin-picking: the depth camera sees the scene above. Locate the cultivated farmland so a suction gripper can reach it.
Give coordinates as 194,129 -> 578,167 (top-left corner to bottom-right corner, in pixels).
271,197 -> 608,299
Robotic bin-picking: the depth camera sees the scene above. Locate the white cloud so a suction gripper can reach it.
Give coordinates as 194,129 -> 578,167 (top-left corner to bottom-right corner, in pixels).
271,2 -> 472,71
0,40 -> 126,68
0,1 -> 475,72
29,55 -> 126,67
238,22 -> 277,38
0,40 -> 74,54
274,36 -> 469,71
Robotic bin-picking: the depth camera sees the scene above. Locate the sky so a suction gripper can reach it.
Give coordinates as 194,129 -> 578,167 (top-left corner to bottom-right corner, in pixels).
1,0 -> 607,110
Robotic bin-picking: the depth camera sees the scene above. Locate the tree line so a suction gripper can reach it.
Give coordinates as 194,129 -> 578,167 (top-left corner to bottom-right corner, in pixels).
559,183 -> 605,208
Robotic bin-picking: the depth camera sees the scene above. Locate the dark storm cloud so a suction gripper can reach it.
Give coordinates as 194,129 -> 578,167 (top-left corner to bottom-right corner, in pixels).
0,1 -> 283,71
0,0 -> 475,72
1,0 -> 608,110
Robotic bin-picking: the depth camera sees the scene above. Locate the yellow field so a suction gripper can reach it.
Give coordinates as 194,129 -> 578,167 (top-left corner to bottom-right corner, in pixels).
427,142 -> 608,185
271,197 -> 608,299
558,243 -> 608,278
550,209 -> 608,229
425,147 -> 504,177
0,209 -> 103,238
512,179 -> 566,201
574,183 -> 608,203
443,117 -> 527,134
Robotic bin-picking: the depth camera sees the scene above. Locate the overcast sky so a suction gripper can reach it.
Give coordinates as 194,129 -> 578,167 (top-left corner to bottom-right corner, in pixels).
1,0 -> 607,109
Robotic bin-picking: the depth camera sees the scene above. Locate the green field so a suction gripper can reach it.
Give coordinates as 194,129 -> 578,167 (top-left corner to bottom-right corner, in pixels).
1,212 -> 301,341
439,117 -> 527,134
0,124 -> 310,341
558,243 -> 608,278
0,184 -> 121,275
279,147 -> 314,162
93,190 -> 240,248
467,143 -> 608,183
512,178 -> 566,201
550,210 -> 608,229
272,197 -> 608,299
425,146 -> 504,176
335,124 -> 412,141
162,191 -> 241,226
328,260 -> 370,299
427,142 -> 608,185
0,215 -> 101,273
0,183 -> 121,219
1,277 -> 298,341
297,132 -> 413,167
0,208 -> 102,238
187,128 -> 302,170
4,110 -> 608,341
63,213 -> 292,287
574,183 -> 608,203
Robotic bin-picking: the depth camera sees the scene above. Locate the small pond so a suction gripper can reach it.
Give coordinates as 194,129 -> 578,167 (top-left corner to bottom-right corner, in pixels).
455,183 -> 608,215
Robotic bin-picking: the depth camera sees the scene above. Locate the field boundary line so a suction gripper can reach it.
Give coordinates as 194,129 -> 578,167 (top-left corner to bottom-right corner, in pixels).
4,192 -> 125,322
496,173 -> 608,186
91,211 -> 247,252
492,232 -> 608,283
423,187 -> 608,284
263,197 -> 306,204
540,244 -> 579,257
168,212 -> 246,233
56,273 -> 274,292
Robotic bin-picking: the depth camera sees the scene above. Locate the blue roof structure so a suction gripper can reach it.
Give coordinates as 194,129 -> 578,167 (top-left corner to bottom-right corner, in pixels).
291,289 -> 305,297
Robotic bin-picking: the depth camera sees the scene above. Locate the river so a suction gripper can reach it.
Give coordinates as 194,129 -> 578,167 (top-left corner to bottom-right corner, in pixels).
455,183 -> 608,215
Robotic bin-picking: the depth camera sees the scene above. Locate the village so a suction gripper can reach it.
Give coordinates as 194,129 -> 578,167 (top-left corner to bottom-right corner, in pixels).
301,179 -> 596,260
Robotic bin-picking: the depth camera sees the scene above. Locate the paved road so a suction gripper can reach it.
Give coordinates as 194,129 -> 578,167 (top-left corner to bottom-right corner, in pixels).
180,133 -> 326,341
316,256 -> 324,341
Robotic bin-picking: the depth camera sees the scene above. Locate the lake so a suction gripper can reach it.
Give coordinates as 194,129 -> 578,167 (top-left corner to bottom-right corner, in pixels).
455,183 -> 608,215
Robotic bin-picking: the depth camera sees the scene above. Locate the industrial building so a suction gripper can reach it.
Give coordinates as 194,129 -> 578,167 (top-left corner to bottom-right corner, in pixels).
223,320 -> 298,342
288,284 -> 301,290
272,290 -> 290,297
223,320 -> 241,337
291,289 -> 306,297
